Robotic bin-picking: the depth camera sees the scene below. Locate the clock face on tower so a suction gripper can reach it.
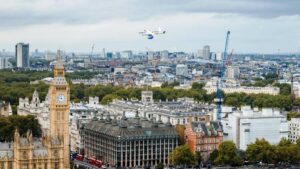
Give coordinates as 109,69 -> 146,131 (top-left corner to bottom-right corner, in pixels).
57,94 -> 65,103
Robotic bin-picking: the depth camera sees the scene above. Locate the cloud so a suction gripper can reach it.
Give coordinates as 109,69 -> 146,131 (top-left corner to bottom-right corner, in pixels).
0,0 -> 299,27
0,0 -> 299,53
1,12 -> 299,53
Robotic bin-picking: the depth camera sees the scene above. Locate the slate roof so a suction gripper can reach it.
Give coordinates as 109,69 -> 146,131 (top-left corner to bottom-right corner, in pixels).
191,121 -> 222,136
84,115 -> 177,139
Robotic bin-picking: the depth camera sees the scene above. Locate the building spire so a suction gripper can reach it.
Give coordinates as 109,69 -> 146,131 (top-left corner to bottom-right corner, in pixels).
56,50 -> 64,68
53,49 -> 65,77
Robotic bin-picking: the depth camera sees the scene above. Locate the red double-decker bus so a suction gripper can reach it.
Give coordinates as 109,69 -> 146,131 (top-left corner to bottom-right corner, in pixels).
75,154 -> 84,161
88,158 -> 102,168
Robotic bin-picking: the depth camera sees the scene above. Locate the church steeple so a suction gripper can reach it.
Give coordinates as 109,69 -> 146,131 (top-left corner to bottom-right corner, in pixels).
31,89 -> 40,107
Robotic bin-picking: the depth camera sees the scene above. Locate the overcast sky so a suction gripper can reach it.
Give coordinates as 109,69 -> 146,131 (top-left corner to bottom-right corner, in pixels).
0,0 -> 300,53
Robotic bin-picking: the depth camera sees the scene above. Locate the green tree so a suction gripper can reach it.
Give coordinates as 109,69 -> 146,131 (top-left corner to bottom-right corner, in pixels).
155,163 -> 164,169
209,149 -> 219,164
224,96 -> 242,107
0,115 -> 41,141
215,141 -> 242,166
287,112 -> 300,120
297,138 -> 300,147
100,94 -> 120,105
278,137 -> 292,147
175,125 -> 186,145
274,83 -> 291,95
192,82 -> 205,90
246,139 -> 276,164
169,144 -> 195,166
195,151 -> 202,165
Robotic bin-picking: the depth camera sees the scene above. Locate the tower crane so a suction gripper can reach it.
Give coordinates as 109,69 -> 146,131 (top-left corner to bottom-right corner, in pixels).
215,31 -> 230,121
225,49 -> 234,66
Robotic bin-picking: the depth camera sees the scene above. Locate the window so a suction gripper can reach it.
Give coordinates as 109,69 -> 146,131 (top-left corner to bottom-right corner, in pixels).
54,162 -> 59,169
21,164 -> 28,169
8,162 -> 13,169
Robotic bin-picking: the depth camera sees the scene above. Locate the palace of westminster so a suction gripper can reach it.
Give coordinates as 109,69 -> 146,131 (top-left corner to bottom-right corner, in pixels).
0,57 -> 71,169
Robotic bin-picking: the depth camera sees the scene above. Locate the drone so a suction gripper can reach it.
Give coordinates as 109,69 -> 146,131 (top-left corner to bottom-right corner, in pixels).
139,27 -> 166,39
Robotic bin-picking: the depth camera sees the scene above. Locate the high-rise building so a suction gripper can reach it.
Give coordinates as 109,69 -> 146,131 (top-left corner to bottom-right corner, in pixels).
197,49 -> 203,58
0,57 -> 12,69
15,43 -> 29,68
120,50 -> 133,59
210,52 -> 216,61
226,66 -> 240,79
202,45 -> 210,60
102,48 -> 106,58
45,50 -> 56,61
106,52 -> 113,60
216,52 -> 223,61
160,50 -> 169,62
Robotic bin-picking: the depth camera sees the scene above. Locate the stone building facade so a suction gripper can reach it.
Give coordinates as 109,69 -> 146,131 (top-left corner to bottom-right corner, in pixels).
17,90 -> 49,134
0,55 -> 71,169
82,111 -> 179,168
0,101 -> 12,117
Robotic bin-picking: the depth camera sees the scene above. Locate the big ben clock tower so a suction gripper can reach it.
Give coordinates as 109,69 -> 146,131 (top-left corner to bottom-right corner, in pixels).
48,53 -> 70,169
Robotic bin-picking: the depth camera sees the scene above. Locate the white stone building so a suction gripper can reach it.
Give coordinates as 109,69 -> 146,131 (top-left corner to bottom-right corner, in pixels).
222,106 -> 288,150
0,57 -> 12,69
69,96 -> 105,152
106,91 -> 215,126
141,91 -> 154,104
17,90 -> 49,134
288,118 -> 300,143
204,78 -> 280,95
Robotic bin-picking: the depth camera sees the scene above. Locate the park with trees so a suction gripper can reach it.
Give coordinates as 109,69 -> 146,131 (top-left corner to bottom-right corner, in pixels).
0,115 -> 41,141
0,69 -> 299,114
168,138 -> 300,168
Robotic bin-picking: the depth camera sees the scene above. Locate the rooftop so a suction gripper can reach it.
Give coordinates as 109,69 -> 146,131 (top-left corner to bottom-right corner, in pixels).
84,113 -> 178,139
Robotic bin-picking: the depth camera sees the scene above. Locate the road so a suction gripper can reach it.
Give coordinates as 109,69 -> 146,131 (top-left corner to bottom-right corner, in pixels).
72,160 -> 101,169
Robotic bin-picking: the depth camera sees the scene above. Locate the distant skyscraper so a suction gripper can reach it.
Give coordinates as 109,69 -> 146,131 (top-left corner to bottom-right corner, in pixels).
202,45 -> 210,60
0,57 -> 12,69
102,48 -> 106,58
197,49 -> 203,58
216,52 -> 223,61
210,52 -> 216,61
106,52 -> 113,60
226,66 -> 240,79
15,43 -> 29,68
45,50 -> 56,61
160,50 -> 169,62
121,50 -> 133,59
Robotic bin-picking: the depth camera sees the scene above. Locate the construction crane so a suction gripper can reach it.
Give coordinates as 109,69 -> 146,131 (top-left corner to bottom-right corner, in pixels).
215,31 -> 230,121
225,49 -> 234,66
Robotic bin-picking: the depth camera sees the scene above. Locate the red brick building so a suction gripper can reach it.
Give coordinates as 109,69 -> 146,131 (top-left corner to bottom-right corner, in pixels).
185,121 -> 223,161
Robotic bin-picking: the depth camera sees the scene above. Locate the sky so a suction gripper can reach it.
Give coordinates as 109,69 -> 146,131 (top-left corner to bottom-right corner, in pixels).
0,0 -> 300,54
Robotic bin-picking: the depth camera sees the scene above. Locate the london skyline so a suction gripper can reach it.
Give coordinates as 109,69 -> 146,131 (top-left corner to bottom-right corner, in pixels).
0,0 -> 300,53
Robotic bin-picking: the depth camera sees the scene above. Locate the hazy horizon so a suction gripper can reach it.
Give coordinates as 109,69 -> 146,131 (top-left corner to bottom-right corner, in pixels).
0,0 -> 300,54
